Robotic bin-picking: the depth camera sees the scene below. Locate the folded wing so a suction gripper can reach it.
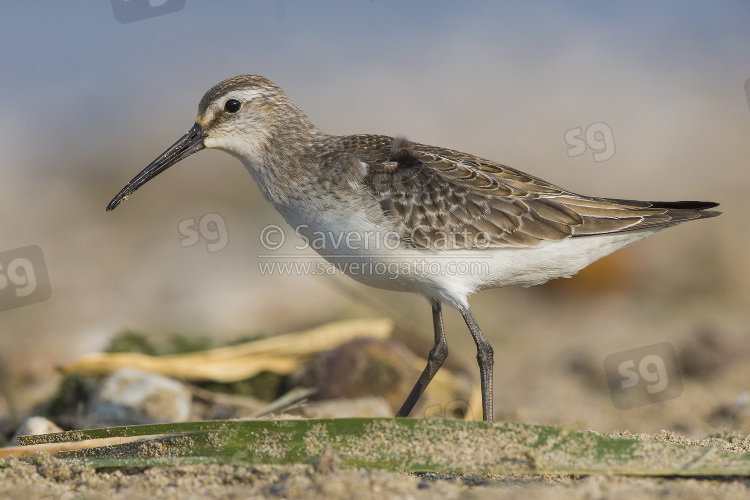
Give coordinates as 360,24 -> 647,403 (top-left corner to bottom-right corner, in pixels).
344,136 -> 721,249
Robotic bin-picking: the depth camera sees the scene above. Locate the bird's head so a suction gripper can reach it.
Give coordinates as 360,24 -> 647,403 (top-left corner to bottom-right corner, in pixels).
107,75 -> 311,211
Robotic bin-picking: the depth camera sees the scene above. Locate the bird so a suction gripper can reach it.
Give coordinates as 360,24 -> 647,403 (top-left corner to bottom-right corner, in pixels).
107,75 -> 721,422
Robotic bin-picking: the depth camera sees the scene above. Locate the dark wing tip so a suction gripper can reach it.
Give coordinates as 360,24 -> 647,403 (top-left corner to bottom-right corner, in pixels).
647,201 -> 723,221
607,198 -> 720,211
568,197 -> 722,238
646,200 -> 720,211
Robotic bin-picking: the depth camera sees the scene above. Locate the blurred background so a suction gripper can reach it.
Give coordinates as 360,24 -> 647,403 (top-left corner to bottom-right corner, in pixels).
0,1 -> 748,436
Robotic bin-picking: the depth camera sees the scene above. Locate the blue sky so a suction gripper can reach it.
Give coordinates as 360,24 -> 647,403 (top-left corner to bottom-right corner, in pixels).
1,2 -> 748,185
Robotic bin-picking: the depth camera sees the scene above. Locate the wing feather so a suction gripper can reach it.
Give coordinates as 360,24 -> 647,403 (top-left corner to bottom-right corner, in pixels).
332,135 -> 721,249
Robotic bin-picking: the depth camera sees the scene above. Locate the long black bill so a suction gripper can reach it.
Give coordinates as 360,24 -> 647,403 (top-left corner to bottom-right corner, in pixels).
106,123 -> 206,211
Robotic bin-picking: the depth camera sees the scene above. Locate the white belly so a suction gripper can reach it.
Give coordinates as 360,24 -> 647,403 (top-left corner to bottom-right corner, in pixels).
293,212 -> 661,309
272,195 -> 663,309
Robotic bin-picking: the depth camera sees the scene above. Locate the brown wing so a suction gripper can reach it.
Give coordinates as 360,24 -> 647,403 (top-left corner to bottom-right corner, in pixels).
339,135 -> 720,249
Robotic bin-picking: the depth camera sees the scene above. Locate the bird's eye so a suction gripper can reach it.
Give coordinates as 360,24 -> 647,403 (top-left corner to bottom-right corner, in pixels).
224,99 -> 242,113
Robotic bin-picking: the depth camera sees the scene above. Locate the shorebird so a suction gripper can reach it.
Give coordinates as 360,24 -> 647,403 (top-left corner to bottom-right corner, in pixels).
107,75 -> 720,422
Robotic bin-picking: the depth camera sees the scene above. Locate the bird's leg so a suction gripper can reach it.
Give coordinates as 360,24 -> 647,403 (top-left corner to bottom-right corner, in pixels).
396,299 -> 448,417
458,305 -> 494,422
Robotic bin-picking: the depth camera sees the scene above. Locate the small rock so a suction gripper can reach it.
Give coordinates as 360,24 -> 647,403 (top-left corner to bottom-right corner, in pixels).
296,338 -> 418,411
294,337 -> 476,418
11,416 -> 62,444
88,368 -> 191,426
312,443 -> 339,474
734,392 -> 750,415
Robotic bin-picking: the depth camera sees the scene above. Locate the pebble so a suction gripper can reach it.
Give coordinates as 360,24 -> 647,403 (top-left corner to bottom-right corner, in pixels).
88,368 -> 192,426
11,416 -> 62,445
